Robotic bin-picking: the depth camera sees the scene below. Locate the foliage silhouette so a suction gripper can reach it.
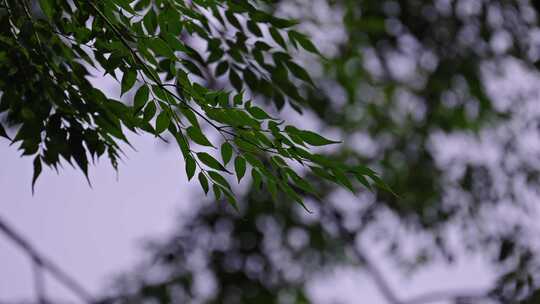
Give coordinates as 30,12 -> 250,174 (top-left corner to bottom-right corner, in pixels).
0,0 -> 379,206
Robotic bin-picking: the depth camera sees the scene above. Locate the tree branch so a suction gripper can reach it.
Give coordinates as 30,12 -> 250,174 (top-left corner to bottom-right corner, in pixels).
325,207 -> 490,304
0,216 -> 95,303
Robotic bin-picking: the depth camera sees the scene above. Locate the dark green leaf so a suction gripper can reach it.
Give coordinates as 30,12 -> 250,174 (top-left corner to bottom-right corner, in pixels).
215,61 -> 229,77
121,70 -> 137,96
32,156 -> 42,194
186,156 -> 196,181
197,152 -> 228,172
150,38 -> 174,58
299,130 -> 340,146
134,85 -> 149,111
247,106 -> 272,120
251,168 -> 262,189
247,21 -> 262,37
155,111 -> 170,134
208,171 -> 231,189
229,69 -> 242,91
221,142 -> 233,165
143,102 -> 157,121
198,172 -> 209,194
234,156 -> 246,182
269,27 -> 287,49
0,123 -> 10,140
187,126 -> 214,147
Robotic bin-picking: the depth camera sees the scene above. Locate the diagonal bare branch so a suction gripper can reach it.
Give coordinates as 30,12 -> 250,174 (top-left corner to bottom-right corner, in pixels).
0,216 -> 95,303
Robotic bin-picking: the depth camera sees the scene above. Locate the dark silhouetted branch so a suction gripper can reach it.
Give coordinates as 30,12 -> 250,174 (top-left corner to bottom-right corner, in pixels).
357,244 -> 489,304
0,216 -> 95,303
325,206 -> 490,304
33,262 -> 47,304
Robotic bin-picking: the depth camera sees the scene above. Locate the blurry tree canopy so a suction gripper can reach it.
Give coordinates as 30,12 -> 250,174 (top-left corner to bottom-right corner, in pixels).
0,0 -> 384,209
99,1 -> 540,304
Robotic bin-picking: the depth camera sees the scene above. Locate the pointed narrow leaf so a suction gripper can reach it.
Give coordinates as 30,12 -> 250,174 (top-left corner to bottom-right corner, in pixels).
247,106 -> 272,120
143,102 -> 157,121
187,126 -> 214,147
299,130 -> 340,146
213,183 -> 222,200
215,61 -> 229,77
208,171 -> 231,189
229,69 -> 242,91
134,85 -> 149,111
223,189 -> 239,211
234,156 -> 246,182
221,142 -> 233,165
185,156 -> 196,181
121,70 -> 137,96
32,156 -> 42,194
269,27 -> 287,49
198,172 -> 209,194
0,123 -> 10,140
197,152 -> 228,172
155,111 -> 170,134
251,168 -> 262,189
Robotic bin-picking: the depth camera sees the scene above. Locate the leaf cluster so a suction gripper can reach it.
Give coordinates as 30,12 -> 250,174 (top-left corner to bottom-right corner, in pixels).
0,0 -> 383,205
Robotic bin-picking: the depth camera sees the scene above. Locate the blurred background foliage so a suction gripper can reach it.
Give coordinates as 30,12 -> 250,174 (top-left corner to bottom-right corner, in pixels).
24,0 -> 540,303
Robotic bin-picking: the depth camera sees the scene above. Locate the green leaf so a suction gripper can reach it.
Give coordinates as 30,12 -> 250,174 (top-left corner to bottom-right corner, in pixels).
186,156 -> 196,181
287,61 -> 314,85
197,152 -> 228,172
267,179 -> 279,202
175,130 -> 190,158
368,173 -> 397,197
198,172 -> 209,194
32,156 -> 42,194
215,61 -> 229,77
155,111 -> 170,134
289,30 -> 320,55
0,123 -> 10,140
247,21 -> 262,37
121,70 -> 137,96
143,102 -> 157,121
223,190 -> 239,211
221,142 -> 233,165
233,92 -> 244,106
143,9 -> 158,34
208,171 -> 231,189
354,172 -> 373,191
213,183 -> 222,200
187,126 -> 214,147
251,168 -> 262,189
225,11 -> 242,30
299,130 -> 340,146
291,173 -> 318,196
332,168 -> 354,192
134,85 -> 149,111
269,27 -> 287,49
150,38 -> 174,58
247,106 -> 272,120
229,69 -> 242,91
234,156 -> 246,182
180,107 -> 199,129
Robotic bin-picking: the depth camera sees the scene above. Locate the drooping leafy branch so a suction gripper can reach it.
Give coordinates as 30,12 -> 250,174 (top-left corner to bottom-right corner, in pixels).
0,0 -> 387,207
